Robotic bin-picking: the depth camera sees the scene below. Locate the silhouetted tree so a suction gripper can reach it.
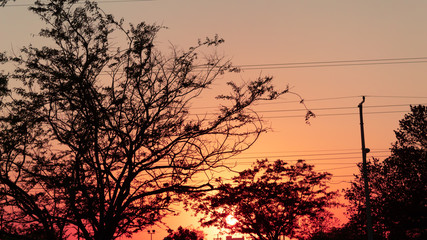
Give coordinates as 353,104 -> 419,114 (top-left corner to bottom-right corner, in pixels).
0,52 -> 8,99
309,216 -> 389,240
163,226 -> 205,240
0,0 -> 12,7
309,223 -> 363,240
345,105 -> 427,240
0,1 -> 314,239
191,159 -> 337,240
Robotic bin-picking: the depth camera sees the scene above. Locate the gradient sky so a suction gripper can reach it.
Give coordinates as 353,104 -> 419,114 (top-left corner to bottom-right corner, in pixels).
2,1 -> 427,240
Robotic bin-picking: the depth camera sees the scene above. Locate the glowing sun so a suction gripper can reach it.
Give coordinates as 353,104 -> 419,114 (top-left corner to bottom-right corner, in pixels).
225,214 -> 238,226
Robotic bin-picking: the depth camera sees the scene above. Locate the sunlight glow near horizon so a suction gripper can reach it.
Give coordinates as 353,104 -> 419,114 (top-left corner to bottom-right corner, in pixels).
2,1 -> 427,240
225,215 -> 238,226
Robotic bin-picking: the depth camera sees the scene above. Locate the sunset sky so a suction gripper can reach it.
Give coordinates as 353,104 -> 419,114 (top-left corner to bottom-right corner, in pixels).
1,0 -> 427,240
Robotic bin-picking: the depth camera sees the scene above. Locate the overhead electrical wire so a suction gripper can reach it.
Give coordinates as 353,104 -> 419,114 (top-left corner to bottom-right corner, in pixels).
235,59 -> 427,70
329,181 -> 352,185
264,110 -> 411,119
190,96 -> 427,110
230,150 -> 389,160
366,95 -> 427,99
229,149 -> 388,172
3,0 -> 154,7
235,57 -> 427,68
185,110 -> 419,120
185,100 -> 426,120
227,155 -> 390,164
189,103 -> 426,115
95,57 -> 427,75
188,97 -> 361,110
192,57 -> 427,70
234,148 -> 388,155
139,148 -> 389,168
317,165 -> 358,171
330,175 -> 354,178
257,103 -> 427,113
225,147 -> 390,163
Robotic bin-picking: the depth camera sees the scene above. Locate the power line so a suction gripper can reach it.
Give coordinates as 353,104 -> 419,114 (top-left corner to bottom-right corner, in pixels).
94,0 -> 154,3
226,161 -> 355,166
237,148 -> 388,155
263,110 -> 410,119
97,57 -> 427,75
193,57 -> 427,70
366,95 -> 427,99
237,59 -> 427,70
231,150 -> 389,159
332,175 -> 354,178
329,181 -> 352,185
301,96 -> 363,102
190,103 -> 424,114
236,57 -> 427,68
253,97 -> 427,109
191,96 -> 427,110
186,103 -> 424,120
317,165 -> 358,171
3,0 -> 154,7
185,110 -> 410,120
228,155 -> 389,163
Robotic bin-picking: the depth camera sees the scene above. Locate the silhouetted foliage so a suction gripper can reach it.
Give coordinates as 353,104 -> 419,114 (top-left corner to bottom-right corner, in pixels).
0,0 -> 307,239
191,159 -> 337,240
309,223 -> 363,240
0,0 -> 13,7
309,218 -> 387,240
345,105 -> 427,240
0,52 -> 8,99
163,226 -> 205,240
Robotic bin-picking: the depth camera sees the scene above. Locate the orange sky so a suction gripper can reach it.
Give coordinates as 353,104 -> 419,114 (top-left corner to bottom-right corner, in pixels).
1,1 -> 427,240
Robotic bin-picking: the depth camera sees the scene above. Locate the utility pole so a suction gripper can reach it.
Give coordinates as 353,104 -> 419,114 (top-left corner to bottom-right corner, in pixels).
358,96 -> 374,240
148,229 -> 156,240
